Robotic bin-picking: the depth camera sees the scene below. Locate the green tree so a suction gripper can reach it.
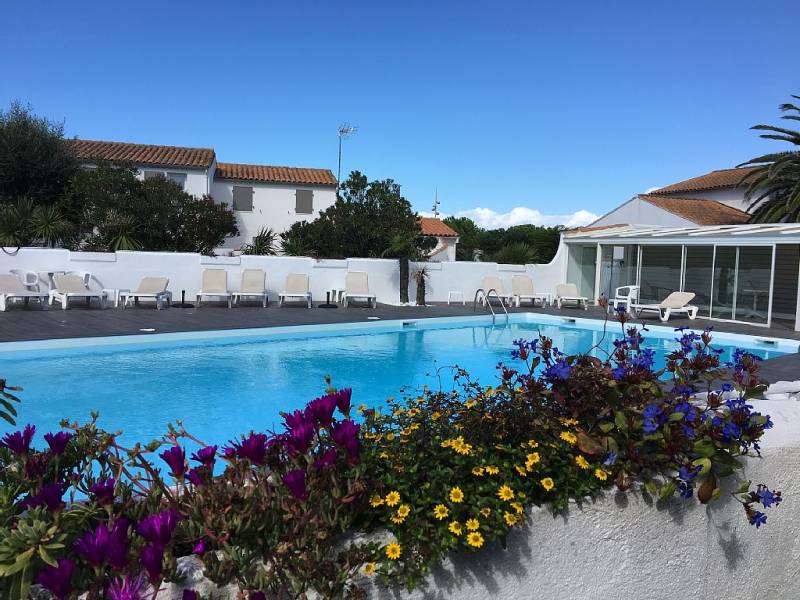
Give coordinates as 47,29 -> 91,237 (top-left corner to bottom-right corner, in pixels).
740,95 -> 800,222
490,241 -> 539,265
0,102 -> 78,204
443,217 -> 563,264
0,197 -> 72,247
443,216 -> 484,261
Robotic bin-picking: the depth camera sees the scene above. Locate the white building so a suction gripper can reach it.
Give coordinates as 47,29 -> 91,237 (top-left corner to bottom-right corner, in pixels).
70,139 -> 338,249
419,217 -> 459,262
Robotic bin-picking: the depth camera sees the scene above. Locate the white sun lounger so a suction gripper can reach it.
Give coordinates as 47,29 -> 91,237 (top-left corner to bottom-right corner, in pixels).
120,277 -> 171,310
556,283 -> 588,309
480,276 -> 512,306
196,269 -> 232,308
342,271 -> 376,308
232,269 -> 268,307
511,275 -> 549,307
279,273 -> 312,308
49,274 -> 105,310
0,273 -> 49,311
632,291 -> 698,322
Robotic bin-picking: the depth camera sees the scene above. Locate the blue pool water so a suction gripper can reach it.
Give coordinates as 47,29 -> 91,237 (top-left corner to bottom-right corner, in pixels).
0,316 -> 794,447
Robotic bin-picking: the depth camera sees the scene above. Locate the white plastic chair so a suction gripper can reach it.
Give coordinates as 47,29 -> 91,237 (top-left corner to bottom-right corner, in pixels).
555,283 -> 588,310
511,275 -> 549,307
608,285 -> 640,314
197,269 -> 232,308
279,274 -> 312,308
342,272 -> 376,308
120,277 -> 171,310
232,269 -> 268,307
49,274 -> 105,310
0,273 -> 49,311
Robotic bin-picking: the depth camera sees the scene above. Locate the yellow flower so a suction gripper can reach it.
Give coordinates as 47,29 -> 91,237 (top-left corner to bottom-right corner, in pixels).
385,543 -> 401,560
511,501 -> 524,515
454,441 -> 473,456
595,468 -> 609,481
472,466 -> 485,477
385,491 -> 401,506
379,452 -> 389,460
575,455 -> 590,470
465,399 -> 477,408
369,494 -> 384,508
408,408 -> 420,417
431,411 -> 442,421
393,408 -> 404,416
480,507 -> 492,518
526,439 -> 539,448
466,531 -> 485,548
559,431 -> 577,445
485,466 -> 500,475
448,521 -> 463,536
540,477 -> 555,492
515,465 -> 527,477
363,562 -> 376,575
449,487 -> 465,503
441,438 -> 452,448
465,518 -> 480,531
387,432 -> 397,442
433,504 -> 449,520
504,511 -> 518,526
497,485 -> 515,501
560,417 -> 579,426
391,504 -> 411,523
517,491 -> 527,500
525,452 -> 541,471
357,403 -> 366,413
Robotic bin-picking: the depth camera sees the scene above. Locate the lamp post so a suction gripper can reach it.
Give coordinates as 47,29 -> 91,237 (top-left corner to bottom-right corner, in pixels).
337,124 -> 357,192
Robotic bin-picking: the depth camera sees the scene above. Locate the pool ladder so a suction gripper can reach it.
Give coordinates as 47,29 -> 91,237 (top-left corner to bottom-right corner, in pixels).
473,288 -> 509,325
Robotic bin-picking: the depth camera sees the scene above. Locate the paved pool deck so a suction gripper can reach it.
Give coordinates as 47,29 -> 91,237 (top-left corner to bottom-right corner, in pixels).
1,300 -> 798,382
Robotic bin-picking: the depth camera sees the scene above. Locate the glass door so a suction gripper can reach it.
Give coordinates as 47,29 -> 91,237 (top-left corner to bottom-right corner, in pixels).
682,246 -> 714,317
711,247 -> 737,320
599,245 -> 638,300
734,246 -> 773,324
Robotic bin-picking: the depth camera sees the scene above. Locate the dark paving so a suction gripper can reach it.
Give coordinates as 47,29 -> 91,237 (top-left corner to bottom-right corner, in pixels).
1,300 -> 798,382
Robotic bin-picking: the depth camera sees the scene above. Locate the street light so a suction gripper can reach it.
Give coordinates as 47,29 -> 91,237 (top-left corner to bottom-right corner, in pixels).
337,123 -> 357,192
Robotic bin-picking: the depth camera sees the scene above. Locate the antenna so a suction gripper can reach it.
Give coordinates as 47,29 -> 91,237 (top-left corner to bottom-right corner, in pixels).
431,188 -> 440,217
337,124 -> 358,190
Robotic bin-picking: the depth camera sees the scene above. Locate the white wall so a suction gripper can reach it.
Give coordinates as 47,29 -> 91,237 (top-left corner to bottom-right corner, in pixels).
428,237 -> 458,262
210,180 -> 337,249
668,189 -> 751,212
591,197 -> 696,228
0,242 -> 572,306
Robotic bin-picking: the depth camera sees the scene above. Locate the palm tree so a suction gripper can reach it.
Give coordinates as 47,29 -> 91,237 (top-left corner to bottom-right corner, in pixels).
490,241 -> 540,265
0,197 -> 71,247
241,227 -> 278,255
740,96 -> 800,222
382,232 -> 418,304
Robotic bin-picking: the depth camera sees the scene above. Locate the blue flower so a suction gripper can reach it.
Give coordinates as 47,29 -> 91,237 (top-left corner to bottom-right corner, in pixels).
722,422 -> 742,441
749,511 -> 767,528
678,482 -> 693,499
679,464 -> 700,482
603,451 -> 618,466
544,359 -> 572,381
721,383 -> 734,393
757,487 -> 781,508
643,404 -> 661,419
612,366 -> 628,381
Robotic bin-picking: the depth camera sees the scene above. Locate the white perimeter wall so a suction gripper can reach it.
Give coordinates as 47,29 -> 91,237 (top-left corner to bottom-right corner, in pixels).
210,181 -> 337,249
0,242 -> 570,306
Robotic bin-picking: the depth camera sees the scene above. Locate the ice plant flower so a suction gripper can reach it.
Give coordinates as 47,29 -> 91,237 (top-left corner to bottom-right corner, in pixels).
159,446 -> 186,478
335,388 -> 353,414
43,431 -> 72,455
182,591 -> 198,600
0,424 -> 35,455
306,394 -> 337,426
465,518 -> 480,531
137,510 -> 182,545
74,519 -> 129,569
497,485 -> 514,501
226,432 -> 268,465
140,543 -> 165,580
369,494 -> 384,508
190,445 -> 217,467
433,504 -> 449,520
35,558 -> 75,599
193,539 -> 206,554
286,422 -> 315,455
107,572 -> 149,600
449,486 -> 465,503
575,455 -> 590,469
385,543 -> 402,560
21,481 -> 66,512
595,468 -> 609,481
331,419 -> 361,461
385,490 -> 401,506
448,521 -> 463,536
314,447 -> 338,470
540,477 -> 555,491
467,532 -> 485,548
89,478 -> 116,505
282,469 -> 308,501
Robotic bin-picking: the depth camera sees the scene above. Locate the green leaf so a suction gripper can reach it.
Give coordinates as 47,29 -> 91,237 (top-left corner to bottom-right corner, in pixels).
736,480 -> 752,495
691,457 -> 712,476
614,411 -> 628,432
693,439 -> 716,458
668,412 -> 685,422
598,422 -> 614,433
659,480 -> 677,500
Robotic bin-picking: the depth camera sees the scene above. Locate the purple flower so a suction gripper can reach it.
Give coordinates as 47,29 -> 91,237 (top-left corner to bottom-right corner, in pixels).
0,424 -> 35,455
74,519 -> 129,569
137,509 -> 182,545
226,432 -> 268,465
159,446 -> 186,478
192,539 -> 206,555
335,388 -> 352,414
107,572 -> 149,600
182,591 -> 199,600
314,447 -> 338,470
43,431 -> 72,455
140,543 -> 165,581
89,478 -> 116,505
285,422 -> 315,455
305,394 -> 337,427
35,558 -> 75,599
21,481 -> 66,512
331,419 -> 360,462
250,592 -> 266,600
283,409 -> 307,430
186,468 -> 204,486
282,469 -> 308,501
24,452 -> 50,478
190,445 -> 217,467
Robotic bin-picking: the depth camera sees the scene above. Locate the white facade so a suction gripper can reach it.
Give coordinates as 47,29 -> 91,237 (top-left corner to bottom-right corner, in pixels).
427,236 -> 459,262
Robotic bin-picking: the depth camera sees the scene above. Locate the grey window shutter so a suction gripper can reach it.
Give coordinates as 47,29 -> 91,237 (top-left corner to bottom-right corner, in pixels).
233,186 -> 254,211
295,189 -> 313,214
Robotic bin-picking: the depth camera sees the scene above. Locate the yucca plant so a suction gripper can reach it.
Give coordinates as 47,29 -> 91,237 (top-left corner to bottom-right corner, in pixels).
491,241 -> 539,265
740,95 -> 800,222
241,226 -> 277,255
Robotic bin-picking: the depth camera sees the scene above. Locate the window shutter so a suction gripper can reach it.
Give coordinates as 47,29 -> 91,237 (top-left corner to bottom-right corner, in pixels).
295,189 -> 313,214
233,186 -> 254,211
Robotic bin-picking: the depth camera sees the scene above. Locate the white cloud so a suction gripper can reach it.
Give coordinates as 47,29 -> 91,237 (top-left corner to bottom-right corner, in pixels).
421,207 -> 599,229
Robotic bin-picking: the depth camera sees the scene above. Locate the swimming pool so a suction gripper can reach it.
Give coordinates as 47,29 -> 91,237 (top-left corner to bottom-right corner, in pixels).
0,314 -> 795,447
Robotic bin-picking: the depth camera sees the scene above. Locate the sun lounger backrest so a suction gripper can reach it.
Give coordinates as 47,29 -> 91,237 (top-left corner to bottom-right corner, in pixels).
285,273 -> 309,294
556,283 -> 579,298
136,277 -> 169,294
659,291 -> 695,309
241,269 -> 266,293
512,275 -> 534,296
201,269 -> 228,293
54,274 -> 88,294
0,274 -> 28,294
346,272 -> 370,295
481,276 -> 503,294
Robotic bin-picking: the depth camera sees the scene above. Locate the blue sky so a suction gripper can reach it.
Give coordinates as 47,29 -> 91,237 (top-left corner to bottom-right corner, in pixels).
2,1 -> 798,227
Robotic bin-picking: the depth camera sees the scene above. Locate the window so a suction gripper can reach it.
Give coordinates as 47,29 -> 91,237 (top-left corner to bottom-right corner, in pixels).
233,186 -> 254,211
143,170 -> 165,181
683,246 -> 714,317
166,172 -> 187,190
295,189 -> 313,214
638,245 -> 682,303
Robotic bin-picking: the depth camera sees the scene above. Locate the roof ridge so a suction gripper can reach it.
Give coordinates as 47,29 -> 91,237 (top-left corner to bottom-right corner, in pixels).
216,161 -> 331,172
71,138 -> 215,152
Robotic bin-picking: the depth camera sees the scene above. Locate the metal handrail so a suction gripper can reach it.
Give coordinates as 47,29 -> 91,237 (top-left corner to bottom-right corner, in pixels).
473,288 -> 509,324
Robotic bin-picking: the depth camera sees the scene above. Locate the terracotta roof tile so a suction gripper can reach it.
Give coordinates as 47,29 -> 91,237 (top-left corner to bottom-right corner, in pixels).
215,162 -> 336,186
652,167 -> 757,195
419,217 -> 459,237
70,139 -> 215,169
639,195 -> 750,225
